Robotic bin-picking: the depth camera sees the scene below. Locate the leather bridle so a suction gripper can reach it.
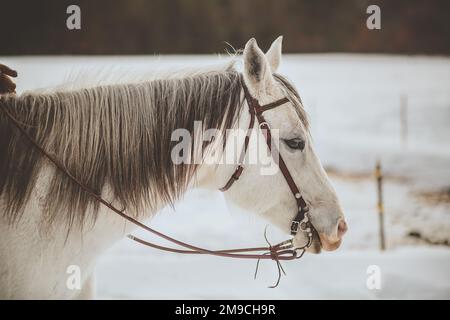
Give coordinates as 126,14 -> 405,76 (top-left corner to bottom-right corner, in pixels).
0,76 -> 313,287
220,79 -> 312,239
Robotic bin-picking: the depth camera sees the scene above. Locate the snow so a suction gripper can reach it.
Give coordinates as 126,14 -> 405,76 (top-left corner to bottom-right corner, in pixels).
93,189 -> 450,299
96,244 -> 450,299
1,54 -> 449,299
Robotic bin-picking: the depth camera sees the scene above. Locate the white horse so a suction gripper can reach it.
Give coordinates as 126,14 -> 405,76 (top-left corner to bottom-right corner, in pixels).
0,37 -> 346,299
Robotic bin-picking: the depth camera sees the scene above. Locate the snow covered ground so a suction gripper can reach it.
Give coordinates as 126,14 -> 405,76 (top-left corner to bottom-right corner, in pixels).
1,54 -> 449,299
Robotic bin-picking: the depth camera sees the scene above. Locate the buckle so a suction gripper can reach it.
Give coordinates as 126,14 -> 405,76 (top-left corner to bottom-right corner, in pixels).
291,208 -> 311,236
290,221 -> 300,235
232,165 -> 244,180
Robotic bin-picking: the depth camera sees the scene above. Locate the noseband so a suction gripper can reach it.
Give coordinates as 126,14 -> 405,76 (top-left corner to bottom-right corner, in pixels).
0,75 -> 313,287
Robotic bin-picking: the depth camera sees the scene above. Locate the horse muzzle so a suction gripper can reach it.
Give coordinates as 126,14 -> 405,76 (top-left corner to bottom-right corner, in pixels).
318,218 -> 348,251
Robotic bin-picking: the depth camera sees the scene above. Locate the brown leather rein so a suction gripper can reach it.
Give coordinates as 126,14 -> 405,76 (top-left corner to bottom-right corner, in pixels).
0,76 -> 313,287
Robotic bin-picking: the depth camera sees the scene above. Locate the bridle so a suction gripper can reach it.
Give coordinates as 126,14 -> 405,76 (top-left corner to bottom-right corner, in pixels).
220,78 -> 312,239
0,75 -> 313,287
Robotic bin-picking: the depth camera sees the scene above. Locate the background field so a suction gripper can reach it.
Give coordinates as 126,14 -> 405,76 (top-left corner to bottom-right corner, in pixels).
2,54 -> 448,298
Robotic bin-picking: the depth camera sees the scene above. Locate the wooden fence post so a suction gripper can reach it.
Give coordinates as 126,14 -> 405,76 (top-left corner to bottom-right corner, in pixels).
375,160 -> 386,251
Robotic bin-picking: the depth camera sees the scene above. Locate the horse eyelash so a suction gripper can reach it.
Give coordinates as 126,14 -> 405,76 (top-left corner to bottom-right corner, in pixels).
283,138 -> 306,151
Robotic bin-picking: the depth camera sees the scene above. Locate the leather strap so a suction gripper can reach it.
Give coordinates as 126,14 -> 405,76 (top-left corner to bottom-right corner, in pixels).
219,101 -> 256,192
222,80 -> 311,236
220,85 -> 289,192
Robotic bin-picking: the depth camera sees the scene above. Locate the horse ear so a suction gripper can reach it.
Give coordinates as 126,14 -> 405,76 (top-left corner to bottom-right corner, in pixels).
266,36 -> 283,72
243,38 -> 274,95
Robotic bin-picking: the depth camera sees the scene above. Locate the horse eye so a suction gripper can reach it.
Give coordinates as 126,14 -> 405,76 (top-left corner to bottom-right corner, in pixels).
284,138 -> 305,151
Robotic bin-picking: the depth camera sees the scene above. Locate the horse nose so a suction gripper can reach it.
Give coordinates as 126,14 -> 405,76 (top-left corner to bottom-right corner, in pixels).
318,218 -> 348,251
338,219 -> 348,238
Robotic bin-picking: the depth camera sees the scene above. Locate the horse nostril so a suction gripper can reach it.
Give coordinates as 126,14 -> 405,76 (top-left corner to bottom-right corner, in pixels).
338,219 -> 348,238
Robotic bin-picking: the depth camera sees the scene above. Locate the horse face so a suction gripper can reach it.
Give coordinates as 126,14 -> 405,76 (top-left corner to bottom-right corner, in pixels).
221,37 -> 347,253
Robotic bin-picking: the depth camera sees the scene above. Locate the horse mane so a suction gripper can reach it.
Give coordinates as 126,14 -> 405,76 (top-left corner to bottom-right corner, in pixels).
0,62 -> 243,227
0,60 -> 308,230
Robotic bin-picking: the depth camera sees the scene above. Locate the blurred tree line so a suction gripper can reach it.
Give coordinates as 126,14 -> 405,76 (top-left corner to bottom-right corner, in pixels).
1,0 -> 449,55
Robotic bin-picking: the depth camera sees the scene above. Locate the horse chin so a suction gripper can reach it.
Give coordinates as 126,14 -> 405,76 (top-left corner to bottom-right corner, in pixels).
293,227 -> 322,254
306,237 -> 322,254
